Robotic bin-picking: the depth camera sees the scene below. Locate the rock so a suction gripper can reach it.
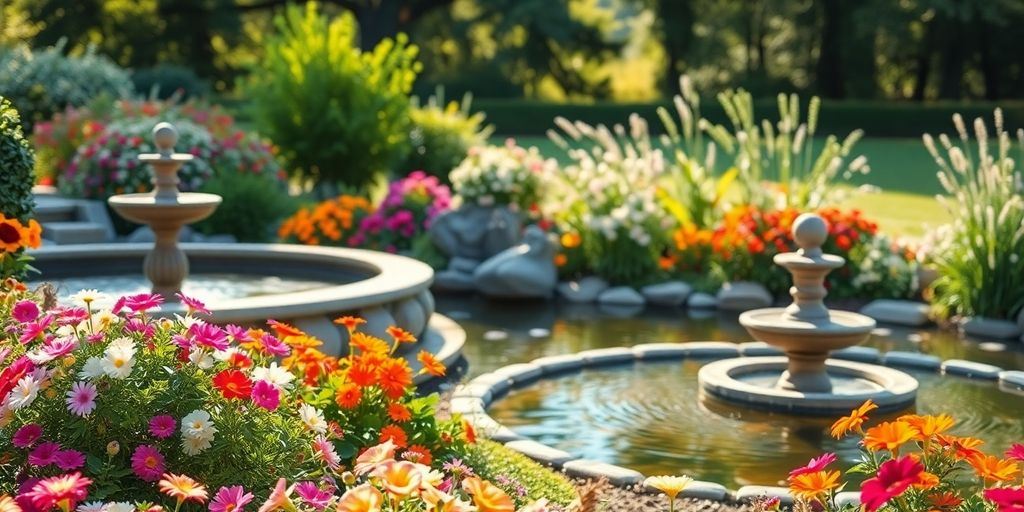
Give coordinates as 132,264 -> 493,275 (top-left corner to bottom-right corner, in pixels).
528,328 -> 550,338
596,303 -> 643,318
391,297 -> 427,336
482,330 -> 508,341
941,359 -> 1002,380
432,270 -> 476,292
532,354 -> 585,375
632,343 -> 690,360
429,205 -> 521,261
556,276 -> 610,303
640,280 -> 693,307
562,460 -> 644,486
128,225 -> 195,243
831,346 -> 881,363
1000,371 -> 1024,391
473,226 -> 557,299
578,347 -> 636,365
860,300 -> 931,326
490,363 -> 543,386
680,341 -> 741,358
597,286 -> 645,306
882,351 -> 941,371
962,317 -> 1022,340
716,281 -> 772,311
687,292 -> 718,309
449,256 -> 481,274
736,486 -> 793,506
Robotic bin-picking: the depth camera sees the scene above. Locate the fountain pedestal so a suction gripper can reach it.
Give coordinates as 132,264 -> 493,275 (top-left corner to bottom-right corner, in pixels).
108,123 -> 221,300
698,213 -> 918,415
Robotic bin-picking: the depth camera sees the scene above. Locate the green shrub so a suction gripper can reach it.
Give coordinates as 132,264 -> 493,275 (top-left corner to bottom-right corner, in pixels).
399,89 -> 493,183
131,64 -> 210,100
194,172 -> 297,242
0,41 -> 132,129
463,439 -> 578,508
0,96 -> 35,221
247,2 -> 420,191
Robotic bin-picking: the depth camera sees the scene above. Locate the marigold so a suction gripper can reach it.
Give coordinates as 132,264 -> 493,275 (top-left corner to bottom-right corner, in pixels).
377,359 -> 412,400
159,473 -> 208,504
830,399 -> 877,439
335,383 -> 362,409
266,319 -> 304,339
462,477 -> 514,512
349,333 -> 390,355
333,316 -> 366,333
387,403 -> 412,422
417,351 -> 446,377
863,421 -> 916,452
789,470 -> 841,502
968,453 -> 1020,483
912,471 -> 939,490
345,359 -> 377,387
379,425 -> 408,448
386,326 -> 416,344
936,434 -> 985,460
899,414 -> 954,440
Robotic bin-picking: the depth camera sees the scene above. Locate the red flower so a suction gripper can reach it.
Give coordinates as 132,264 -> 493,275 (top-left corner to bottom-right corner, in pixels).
379,425 -> 408,448
1007,443 -> 1024,462
985,487 -> 1024,511
211,369 -> 252,400
860,455 -> 924,512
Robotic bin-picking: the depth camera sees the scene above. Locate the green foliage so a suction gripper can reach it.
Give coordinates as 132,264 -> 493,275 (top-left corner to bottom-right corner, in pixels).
924,110 -> 1024,320
0,96 -> 35,221
131,64 -> 210,100
400,89 -> 493,183
247,2 -> 420,190
463,439 -> 578,508
194,172 -> 297,242
0,41 -> 132,129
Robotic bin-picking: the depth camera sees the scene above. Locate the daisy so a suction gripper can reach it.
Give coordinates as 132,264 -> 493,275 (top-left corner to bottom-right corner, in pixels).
251,364 -> 295,389
180,410 -> 217,441
29,442 -> 62,466
131,445 -> 165,482
101,341 -> 136,379
210,486 -> 254,512
181,435 -> 213,456
12,300 -> 40,323
293,482 -> 331,511
175,293 -> 211,316
65,382 -> 98,417
54,450 -> 86,471
78,357 -> 106,380
5,376 -> 40,410
105,503 -> 134,512
70,289 -> 108,307
44,338 -> 78,359
77,501 -> 108,512
149,415 -> 176,439
158,473 -> 207,504
25,472 -> 93,512
13,423 -> 43,448
188,348 -> 214,370
90,309 -> 119,331
298,404 -> 327,434
312,436 -> 341,470
259,334 -> 290,357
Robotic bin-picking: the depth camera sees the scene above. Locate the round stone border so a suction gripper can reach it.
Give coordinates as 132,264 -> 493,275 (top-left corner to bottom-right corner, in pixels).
451,341 -> 1024,504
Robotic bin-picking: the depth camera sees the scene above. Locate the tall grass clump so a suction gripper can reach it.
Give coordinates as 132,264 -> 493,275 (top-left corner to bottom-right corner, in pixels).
923,109 -> 1024,321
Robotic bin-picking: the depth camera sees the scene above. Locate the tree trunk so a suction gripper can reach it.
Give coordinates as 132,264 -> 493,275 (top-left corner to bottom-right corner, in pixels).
658,0 -> 695,96
815,0 -> 844,98
937,16 -> 965,99
977,17 -> 998,100
912,20 -> 934,101
756,0 -> 767,74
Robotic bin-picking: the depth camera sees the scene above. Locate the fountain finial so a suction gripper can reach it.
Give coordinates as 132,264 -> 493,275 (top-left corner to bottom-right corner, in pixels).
153,122 -> 179,156
792,213 -> 827,258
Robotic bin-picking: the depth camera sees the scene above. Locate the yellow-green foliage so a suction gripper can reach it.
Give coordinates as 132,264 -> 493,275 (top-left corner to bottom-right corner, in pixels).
464,439 -> 578,507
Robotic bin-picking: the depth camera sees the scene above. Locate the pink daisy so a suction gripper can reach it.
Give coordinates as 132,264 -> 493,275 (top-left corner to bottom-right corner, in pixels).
210,485 -> 254,512
130,445 -> 165,482
250,380 -> 280,411
1007,443 -> 1024,462
312,436 -> 340,470
54,449 -> 85,470
19,314 -> 54,344
28,441 -> 62,466
149,415 -> 177,439
56,308 -> 89,327
188,323 -> 229,351
294,482 -> 331,510
123,293 -> 164,313
175,293 -> 211,316
12,300 -> 39,323
260,334 -> 290,357
224,324 -> 248,342
44,337 -> 78,358
13,423 -> 43,448
26,472 -> 92,512
65,381 -> 98,417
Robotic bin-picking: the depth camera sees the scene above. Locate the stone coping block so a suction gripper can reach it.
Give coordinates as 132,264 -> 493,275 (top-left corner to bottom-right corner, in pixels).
735,486 -> 793,506
738,341 -> 784,357
680,341 -> 741,358
448,397 -> 485,416
504,440 -> 576,468
562,459 -> 644,486
835,491 -> 861,508
882,351 -> 941,371
490,363 -> 544,385
452,382 -> 494,405
532,354 -> 586,375
831,346 -> 881,363
1000,371 -> 1024,390
961,316 -> 1022,340
687,292 -> 718,309
578,347 -> 637,365
632,343 -> 692,360
641,480 -> 730,501
859,299 -> 931,326
467,414 -> 522,443
597,286 -> 646,306
941,359 -> 1003,380
469,373 -> 514,396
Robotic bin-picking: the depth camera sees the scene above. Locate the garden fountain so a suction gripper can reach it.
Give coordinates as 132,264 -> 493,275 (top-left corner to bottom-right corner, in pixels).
698,212 -> 919,414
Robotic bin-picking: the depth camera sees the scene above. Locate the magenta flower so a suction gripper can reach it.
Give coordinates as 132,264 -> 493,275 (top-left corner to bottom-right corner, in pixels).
149,415 -> 177,439
176,292 -> 211,315
65,381 -> 98,417
12,300 -> 39,323
984,487 -> 1024,511
130,445 -> 165,482
224,324 -> 248,342
56,307 -> 89,327
1007,443 -> 1024,462
260,334 -> 290,357
189,323 -> 229,351
123,292 -> 164,313
789,452 -> 838,478
28,441 -> 62,466
12,423 -> 43,448
110,296 -> 127,314
54,449 -> 86,470
251,380 -> 280,411
294,482 -> 331,510
44,337 -> 78,358
19,314 -> 54,344
124,318 -> 155,339
210,485 -> 255,512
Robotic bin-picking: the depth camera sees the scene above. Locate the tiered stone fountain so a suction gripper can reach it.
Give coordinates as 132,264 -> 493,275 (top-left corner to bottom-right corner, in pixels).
107,123 -> 221,300
699,213 -> 918,414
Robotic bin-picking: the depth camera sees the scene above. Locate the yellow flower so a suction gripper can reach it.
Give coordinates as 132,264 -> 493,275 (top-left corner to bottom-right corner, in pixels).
829,399 -> 877,439
335,484 -> 383,512
789,470 -> 841,502
462,477 -> 514,512
644,475 -> 692,500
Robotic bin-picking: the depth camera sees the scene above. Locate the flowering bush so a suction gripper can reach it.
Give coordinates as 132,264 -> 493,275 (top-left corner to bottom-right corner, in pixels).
786,400 -> 1024,511
278,195 -> 375,247
354,171 -> 452,255
0,284 -> 470,504
1,98 -> 42,280
450,139 -> 552,213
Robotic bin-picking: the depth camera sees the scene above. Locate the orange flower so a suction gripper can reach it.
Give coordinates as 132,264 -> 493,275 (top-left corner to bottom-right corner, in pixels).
936,435 -> 985,460
387,403 -> 412,422
377,359 -> 413,400
354,440 -> 397,475
462,419 -> 476,444
913,472 -> 940,490
417,351 -> 446,377
346,358 -> 377,387
0,216 -> 26,253
968,453 -> 1020,483
333,316 -> 366,333
373,460 -> 423,497
350,333 -> 390,355
335,483 -> 383,512
830,399 -> 877,439
864,421 -> 917,452
335,383 -> 362,409
386,326 -> 416,344
462,477 -> 514,512
0,495 -> 20,512
899,414 -> 954,440
403,444 -> 432,465
267,320 -> 305,339
560,232 -> 581,249
379,425 -> 408,448
658,255 -> 677,270
926,492 -> 962,508
789,470 -> 841,502
23,220 -> 42,249
158,473 -> 208,504
553,254 -> 567,267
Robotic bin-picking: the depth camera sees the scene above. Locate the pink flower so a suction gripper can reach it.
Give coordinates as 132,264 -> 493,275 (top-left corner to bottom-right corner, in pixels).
257,479 -> 294,512
251,380 -> 280,411
56,308 -> 88,327
19,314 -> 54,344
110,296 -> 127,314
294,482 -> 331,510
313,436 -> 341,471
13,300 -> 40,323
176,293 -> 211,316
124,318 -> 155,339
260,334 -> 290,357
224,324 -> 248,342
54,450 -> 85,471
789,452 -> 838,478
123,293 -> 164,313
131,445 -> 166,482
44,337 -> 77,358
860,455 -> 924,512
150,415 -> 177,439
985,487 -> 1024,511
189,323 -> 229,351
29,442 -> 62,466
25,472 -> 92,512
13,423 -> 43,448
210,485 -> 255,512
65,381 -> 98,417
1007,444 -> 1024,462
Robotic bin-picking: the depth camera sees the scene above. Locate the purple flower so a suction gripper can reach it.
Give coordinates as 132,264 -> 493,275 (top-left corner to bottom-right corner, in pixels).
294,482 -> 332,510
149,415 -> 176,439
43,337 -> 77,358
225,324 -> 248,341
12,300 -> 39,323
260,334 -> 290,357
54,449 -> 86,470
442,458 -> 475,478
12,424 -> 43,448
28,441 -> 61,466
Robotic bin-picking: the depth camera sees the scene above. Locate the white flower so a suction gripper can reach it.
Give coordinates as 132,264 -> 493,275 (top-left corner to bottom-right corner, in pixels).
181,434 -> 213,456
251,363 -> 295,388
26,349 -> 56,365
107,337 -> 135,353
188,348 -> 215,370
102,340 -> 136,379
91,309 -> 119,332
70,289 -> 108,306
181,409 -> 217,439
299,404 -> 328,434
174,314 -> 205,329
77,502 -> 108,512
105,503 -> 133,512
5,376 -> 40,410
80,357 -> 106,380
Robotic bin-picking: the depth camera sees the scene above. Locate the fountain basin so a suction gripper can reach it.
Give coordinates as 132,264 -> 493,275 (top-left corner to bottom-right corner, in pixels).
108,192 -> 223,225
698,356 -> 918,415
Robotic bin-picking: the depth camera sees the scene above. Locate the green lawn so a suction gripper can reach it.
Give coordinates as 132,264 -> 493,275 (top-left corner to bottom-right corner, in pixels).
499,135 -> 949,238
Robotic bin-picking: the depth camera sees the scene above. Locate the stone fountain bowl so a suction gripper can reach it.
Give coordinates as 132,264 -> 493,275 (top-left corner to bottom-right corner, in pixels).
28,243 -> 464,380
739,308 -> 875,353
107,193 -> 222,226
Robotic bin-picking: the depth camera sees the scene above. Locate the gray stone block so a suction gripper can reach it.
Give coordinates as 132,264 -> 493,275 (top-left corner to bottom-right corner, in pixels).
831,346 -> 881,363
1000,371 -> 1024,390
687,292 -> 718,309
469,373 -> 514,396
452,382 -> 494,405
557,276 -> 610,303
491,363 -> 544,386
562,459 -> 644,486
961,317 -> 1022,340
42,222 -> 110,244
859,300 -> 931,326
941,359 -> 1002,380
632,343 -> 691,360
448,397 -> 486,416
717,281 -> 772,311
505,440 -> 575,468
578,347 -> 636,366
641,280 -> 693,307
597,286 -> 646,306
680,341 -> 741,358
532,354 -> 585,375
75,199 -> 116,241
468,414 -> 522,443
882,351 -> 941,371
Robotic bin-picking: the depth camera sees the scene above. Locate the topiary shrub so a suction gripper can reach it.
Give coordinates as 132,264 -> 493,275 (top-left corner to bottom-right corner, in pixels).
193,172 -> 298,242
131,64 -> 210,100
0,96 -> 42,280
246,2 -> 420,191
0,41 -> 132,130
399,89 -> 493,183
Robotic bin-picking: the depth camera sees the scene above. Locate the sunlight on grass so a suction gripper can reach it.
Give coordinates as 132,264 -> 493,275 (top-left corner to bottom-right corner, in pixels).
841,188 -> 949,239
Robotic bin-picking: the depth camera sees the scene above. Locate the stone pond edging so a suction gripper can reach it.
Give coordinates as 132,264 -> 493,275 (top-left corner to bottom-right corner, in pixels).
452,342 -> 1024,504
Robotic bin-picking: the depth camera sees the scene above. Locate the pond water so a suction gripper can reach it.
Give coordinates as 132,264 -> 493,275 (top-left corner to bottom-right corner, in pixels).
436,294 -> 1024,486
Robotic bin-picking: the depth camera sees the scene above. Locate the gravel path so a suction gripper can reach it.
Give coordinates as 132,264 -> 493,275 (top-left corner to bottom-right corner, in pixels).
572,480 -> 760,512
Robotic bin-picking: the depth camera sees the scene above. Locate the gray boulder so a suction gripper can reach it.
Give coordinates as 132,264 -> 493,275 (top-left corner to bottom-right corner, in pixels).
597,286 -> 645,306
556,276 -> 609,303
641,280 -> 692,306
687,292 -> 718,309
429,205 -> 521,261
716,281 -> 772,311
473,226 -> 557,299
860,300 -> 930,326
961,317 -> 1022,340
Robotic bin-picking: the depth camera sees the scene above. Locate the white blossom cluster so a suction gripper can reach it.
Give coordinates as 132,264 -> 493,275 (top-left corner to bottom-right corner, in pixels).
450,139 -> 554,209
